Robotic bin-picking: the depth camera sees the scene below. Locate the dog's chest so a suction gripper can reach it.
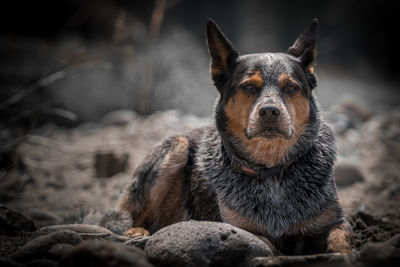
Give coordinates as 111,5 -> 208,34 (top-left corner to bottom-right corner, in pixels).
195,126 -> 335,238
211,167 -> 332,238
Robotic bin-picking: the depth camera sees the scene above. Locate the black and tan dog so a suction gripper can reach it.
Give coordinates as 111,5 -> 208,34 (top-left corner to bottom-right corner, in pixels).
118,19 -> 352,255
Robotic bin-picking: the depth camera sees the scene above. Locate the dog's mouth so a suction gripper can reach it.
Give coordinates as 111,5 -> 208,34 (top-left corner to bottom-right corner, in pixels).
244,127 -> 294,140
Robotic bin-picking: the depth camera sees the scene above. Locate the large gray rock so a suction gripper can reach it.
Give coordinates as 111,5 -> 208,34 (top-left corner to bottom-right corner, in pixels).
145,221 -> 273,267
60,241 -> 153,267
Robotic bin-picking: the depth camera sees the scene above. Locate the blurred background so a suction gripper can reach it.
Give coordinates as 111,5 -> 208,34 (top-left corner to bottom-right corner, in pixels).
1,0 -> 399,122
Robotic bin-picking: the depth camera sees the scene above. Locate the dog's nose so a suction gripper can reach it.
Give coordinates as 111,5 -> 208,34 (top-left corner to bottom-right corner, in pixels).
259,105 -> 281,118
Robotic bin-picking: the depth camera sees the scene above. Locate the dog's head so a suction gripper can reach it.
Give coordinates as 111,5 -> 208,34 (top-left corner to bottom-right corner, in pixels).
207,19 -> 319,167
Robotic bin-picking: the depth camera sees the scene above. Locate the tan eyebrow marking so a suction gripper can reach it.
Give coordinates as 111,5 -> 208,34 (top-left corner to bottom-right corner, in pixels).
278,73 -> 302,88
239,70 -> 264,88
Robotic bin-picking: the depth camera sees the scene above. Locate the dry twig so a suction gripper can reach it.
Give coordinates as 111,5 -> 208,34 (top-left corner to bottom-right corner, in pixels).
0,61 -> 113,111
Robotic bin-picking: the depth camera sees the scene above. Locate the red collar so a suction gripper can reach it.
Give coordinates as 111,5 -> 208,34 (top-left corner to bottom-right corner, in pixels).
223,140 -> 284,178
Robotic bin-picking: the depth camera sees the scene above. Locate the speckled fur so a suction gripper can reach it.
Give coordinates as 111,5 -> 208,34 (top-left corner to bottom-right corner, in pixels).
119,19 -> 352,255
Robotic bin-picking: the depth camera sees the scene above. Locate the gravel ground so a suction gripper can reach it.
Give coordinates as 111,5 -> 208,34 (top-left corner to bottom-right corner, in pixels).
0,106 -> 399,266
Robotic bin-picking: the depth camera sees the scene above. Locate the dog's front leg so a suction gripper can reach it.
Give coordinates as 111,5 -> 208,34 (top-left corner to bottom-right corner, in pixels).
219,202 -> 280,254
256,235 -> 281,255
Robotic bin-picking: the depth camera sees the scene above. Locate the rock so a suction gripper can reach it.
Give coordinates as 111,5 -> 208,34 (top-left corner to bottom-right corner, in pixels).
385,233 -> 400,248
124,236 -> 150,249
145,221 -> 273,267
330,113 -> 353,135
354,218 -> 367,230
28,210 -> 62,227
252,253 -> 353,267
333,161 -> 364,188
47,243 -> 74,261
0,235 -> 28,258
101,109 -> 138,126
0,257 -> 22,267
99,211 -> 132,236
339,100 -> 372,122
0,170 -> 32,202
328,100 -> 371,135
25,259 -> 58,267
11,230 -> 82,263
0,204 -> 36,236
60,241 -> 153,267
94,151 -> 129,177
34,224 -> 130,242
83,210 -> 132,236
358,242 -> 400,267
352,211 -> 381,226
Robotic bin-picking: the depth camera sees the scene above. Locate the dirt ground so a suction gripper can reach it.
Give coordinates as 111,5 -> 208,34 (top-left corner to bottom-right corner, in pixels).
0,105 -> 399,258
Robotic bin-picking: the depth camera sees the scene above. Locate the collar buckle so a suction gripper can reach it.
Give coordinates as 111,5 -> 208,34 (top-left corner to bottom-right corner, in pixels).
231,155 -> 258,177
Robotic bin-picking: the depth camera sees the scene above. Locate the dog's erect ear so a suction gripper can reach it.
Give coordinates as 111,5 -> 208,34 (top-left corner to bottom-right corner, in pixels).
288,18 -> 318,69
207,19 -> 239,88
288,19 -> 318,89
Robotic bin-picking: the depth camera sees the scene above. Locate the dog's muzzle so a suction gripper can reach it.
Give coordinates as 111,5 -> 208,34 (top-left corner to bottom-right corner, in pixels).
245,104 -> 294,140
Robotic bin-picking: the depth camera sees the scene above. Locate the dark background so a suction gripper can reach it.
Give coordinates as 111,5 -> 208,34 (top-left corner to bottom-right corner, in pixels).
2,0 -> 399,73
1,0 -> 399,123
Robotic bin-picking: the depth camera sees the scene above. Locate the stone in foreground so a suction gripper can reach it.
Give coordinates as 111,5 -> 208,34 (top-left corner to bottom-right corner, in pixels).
11,230 -> 82,263
0,204 -> 36,236
252,253 -> 353,267
145,220 -> 273,267
60,241 -> 153,267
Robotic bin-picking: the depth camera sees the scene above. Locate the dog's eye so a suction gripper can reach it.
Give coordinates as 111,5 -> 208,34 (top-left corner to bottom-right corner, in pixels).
285,84 -> 301,94
239,84 -> 257,93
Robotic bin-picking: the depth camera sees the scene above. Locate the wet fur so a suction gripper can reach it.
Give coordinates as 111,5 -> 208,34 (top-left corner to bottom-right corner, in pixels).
118,19 -> 352,255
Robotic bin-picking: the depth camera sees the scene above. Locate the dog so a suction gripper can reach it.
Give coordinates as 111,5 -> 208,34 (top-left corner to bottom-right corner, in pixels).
118,18 -> 352,255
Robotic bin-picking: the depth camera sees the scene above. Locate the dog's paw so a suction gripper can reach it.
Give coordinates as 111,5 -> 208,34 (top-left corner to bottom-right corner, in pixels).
125,227 -> 150,238
326,228 -> 351,254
